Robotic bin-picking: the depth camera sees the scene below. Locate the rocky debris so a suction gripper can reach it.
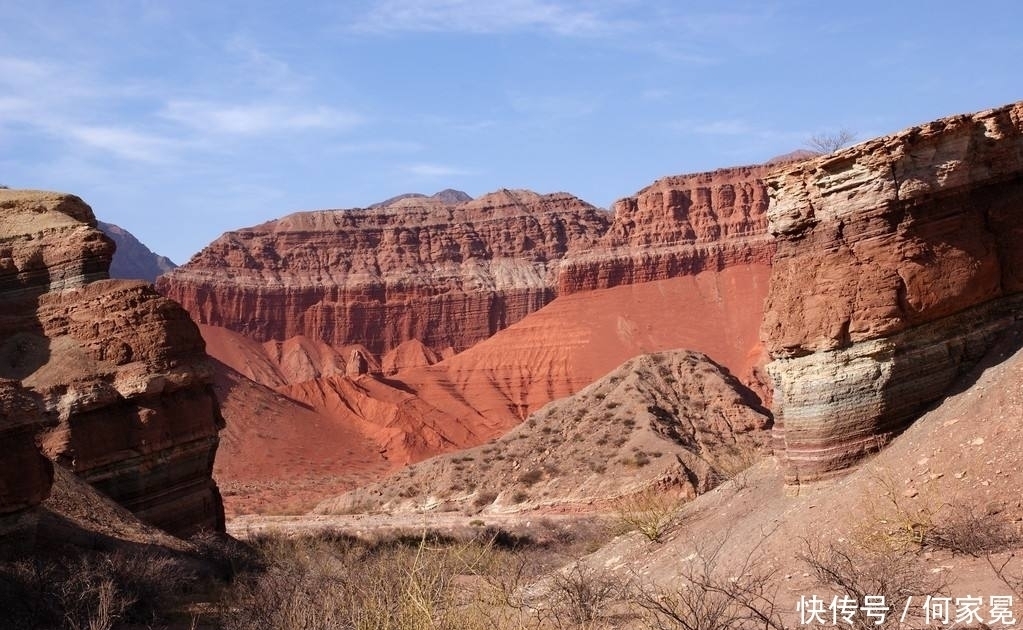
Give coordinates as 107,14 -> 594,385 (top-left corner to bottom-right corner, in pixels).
97,220 -> 177,283
762,100 -> 1023,484
0,189 -> 224,537
315,350 -> 771,516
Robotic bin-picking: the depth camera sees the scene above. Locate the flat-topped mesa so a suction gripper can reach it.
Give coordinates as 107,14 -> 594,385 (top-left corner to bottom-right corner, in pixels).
0,189 -> 225,537
558,165 -> 775,293
762,100 -> 1023,485
157,189 -> 610,356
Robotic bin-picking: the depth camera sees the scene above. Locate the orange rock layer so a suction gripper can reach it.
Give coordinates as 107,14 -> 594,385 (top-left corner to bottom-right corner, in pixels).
762,100 -> 1023,484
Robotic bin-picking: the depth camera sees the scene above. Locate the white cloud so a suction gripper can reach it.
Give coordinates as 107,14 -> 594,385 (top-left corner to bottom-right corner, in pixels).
353,0 -> 617,36
161,100 -> 364,136
64,125 -> 183,163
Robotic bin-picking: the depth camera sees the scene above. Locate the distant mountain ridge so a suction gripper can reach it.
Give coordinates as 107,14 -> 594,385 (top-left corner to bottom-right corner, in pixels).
97,221 -> 177,283
369,188 -> 472,208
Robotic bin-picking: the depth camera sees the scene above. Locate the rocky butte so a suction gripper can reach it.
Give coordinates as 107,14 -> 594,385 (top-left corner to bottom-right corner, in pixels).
0,190 -> 224,536
762,100 -> 1023,485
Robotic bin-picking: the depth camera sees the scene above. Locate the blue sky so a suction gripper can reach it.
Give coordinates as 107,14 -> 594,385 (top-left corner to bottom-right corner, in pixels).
2,1 -> 1020,264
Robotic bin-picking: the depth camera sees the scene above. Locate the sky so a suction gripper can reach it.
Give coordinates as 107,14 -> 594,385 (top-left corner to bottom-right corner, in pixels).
1,1 -> 1020,264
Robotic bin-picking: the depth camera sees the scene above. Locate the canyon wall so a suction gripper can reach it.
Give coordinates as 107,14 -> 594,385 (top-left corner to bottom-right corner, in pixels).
762,101 -> 1023,484
558,165 -> 775,293
158,190 -> 609,356
0,190 -> 224,536
160,169 -> 776,360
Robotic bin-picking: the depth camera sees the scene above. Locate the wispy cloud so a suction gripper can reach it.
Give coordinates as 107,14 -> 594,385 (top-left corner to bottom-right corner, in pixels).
405,163 -> 472,177
161,101 -> 364,136
64,124 -> 185,163
352,0 -> 621,36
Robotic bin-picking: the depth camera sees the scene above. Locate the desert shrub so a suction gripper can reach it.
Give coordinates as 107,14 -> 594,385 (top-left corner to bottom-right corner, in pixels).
613,489 -> 685,543
219,529 -> 592,630
800,539 -> 948,630
549,564 -> 627,626
0,547 -> 200,630
858,474 -> 1018,556
473,491 -> 498,509
633,535 -> 787,630
518,469 -> 544,486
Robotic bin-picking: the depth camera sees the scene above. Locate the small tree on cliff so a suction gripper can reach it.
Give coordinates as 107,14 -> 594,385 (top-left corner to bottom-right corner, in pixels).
805,129 -> 857,154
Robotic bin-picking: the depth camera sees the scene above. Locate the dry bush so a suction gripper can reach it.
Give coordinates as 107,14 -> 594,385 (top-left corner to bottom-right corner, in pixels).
612,488 -> 686,543
219,529 -> 545,630
633,534 -> 787,630
858,473 -> 1018,557
0,548 -> 197,630
709,441 -> 762,490
805,130 -> 857,154
548,564 -> 628,627
800,539 -> 949,630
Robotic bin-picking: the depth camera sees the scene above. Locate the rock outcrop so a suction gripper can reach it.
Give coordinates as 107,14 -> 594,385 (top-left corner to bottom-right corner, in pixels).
0,380 -> 52,519
559,165 -> 775,293
762,101 -> 1023,484
97,221 -> 177,282
0,189 -> 224,536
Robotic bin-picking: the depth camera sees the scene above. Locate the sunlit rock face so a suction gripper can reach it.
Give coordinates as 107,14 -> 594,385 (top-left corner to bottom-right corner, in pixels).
0,189 -> 224,536
762,101 -> 1023,484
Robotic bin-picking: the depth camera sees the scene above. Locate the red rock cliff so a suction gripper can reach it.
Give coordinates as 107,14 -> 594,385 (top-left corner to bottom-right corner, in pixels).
158,190 -> 609,355
761,101 -> 1023,485
559,165 -> 775,293
0,190 -> 224,536
159,169 -> 775,358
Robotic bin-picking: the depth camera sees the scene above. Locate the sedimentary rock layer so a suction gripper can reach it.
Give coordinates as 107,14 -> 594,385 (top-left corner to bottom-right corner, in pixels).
0,189 -> 224,536
158,190 -> 609,355
160,169 -> 776,359
762,100 -> 1023,484
559,165 -> 776,293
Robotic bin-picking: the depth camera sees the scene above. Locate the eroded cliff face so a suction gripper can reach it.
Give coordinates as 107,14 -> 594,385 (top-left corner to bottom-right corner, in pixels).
762,101 -> 1023,484
158,190 -> 610,356
160,170 -> 776,360
0,190 -> 224,536
559,165 -> 775,293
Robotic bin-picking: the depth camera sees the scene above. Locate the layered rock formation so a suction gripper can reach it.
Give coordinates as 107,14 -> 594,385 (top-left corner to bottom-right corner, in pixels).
97,220 -> 177,282
316,350 -> 771,516
559,165 -> 775,293
160,170 -> 776,361
762,101 -> 1023,484
158,190 -> 610,356
0,190 -> 224,536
